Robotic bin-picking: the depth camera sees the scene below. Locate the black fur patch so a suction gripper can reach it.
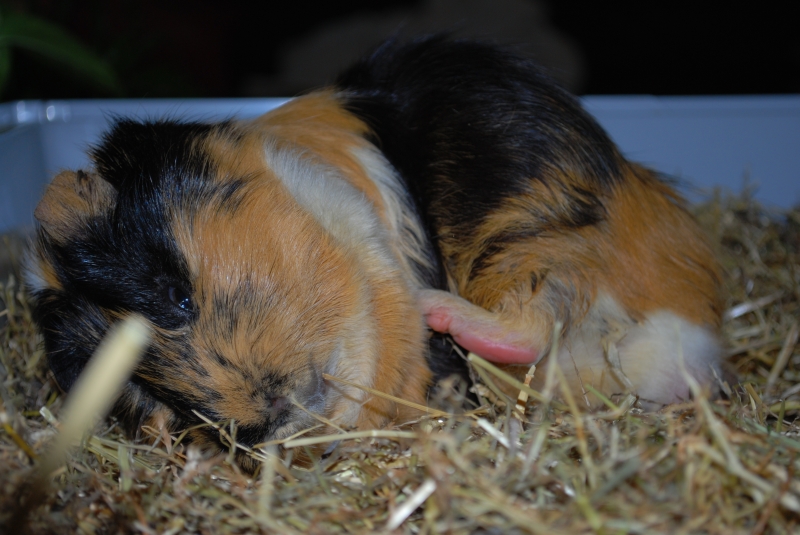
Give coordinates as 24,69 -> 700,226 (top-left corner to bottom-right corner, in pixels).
31,285 -> 110,392
426,333 -> 472,388
31,119 -> 252,432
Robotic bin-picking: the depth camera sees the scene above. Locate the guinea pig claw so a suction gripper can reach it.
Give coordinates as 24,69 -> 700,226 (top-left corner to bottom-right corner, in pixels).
416,289 -> 541,365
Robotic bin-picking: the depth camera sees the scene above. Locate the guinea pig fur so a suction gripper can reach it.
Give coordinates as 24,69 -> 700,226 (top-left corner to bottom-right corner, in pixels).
25,36 -> 723,468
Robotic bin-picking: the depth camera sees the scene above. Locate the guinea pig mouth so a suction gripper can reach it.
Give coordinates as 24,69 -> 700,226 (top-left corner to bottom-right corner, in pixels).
229,406 -> 294,448
215,368 -> 330,450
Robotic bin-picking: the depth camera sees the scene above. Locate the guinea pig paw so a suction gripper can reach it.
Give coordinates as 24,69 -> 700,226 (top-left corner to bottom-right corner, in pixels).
416,289 -> 542,365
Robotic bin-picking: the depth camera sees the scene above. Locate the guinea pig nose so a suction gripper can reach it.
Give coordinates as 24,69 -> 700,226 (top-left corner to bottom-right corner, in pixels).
257,393 -> 291,421
267,395 -> 289,412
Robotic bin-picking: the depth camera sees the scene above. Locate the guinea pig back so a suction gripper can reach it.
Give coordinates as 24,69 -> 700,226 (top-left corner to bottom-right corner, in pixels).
26,36 -> 724,467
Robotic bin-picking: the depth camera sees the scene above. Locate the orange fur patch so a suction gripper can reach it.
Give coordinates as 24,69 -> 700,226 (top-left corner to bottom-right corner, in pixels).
601,165 -> 722,327
435,160 -> 722,405
171,114 -> 430,437
34,170 -> 116,243
448,163 -> 721,335
248,91 -> 391,223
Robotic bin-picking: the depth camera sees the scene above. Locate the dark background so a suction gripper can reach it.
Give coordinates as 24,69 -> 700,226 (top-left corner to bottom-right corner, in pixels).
2,0 -> 799,101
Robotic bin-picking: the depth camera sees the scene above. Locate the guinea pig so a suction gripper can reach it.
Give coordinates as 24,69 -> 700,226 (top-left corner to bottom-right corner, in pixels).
25,36 -> 723,467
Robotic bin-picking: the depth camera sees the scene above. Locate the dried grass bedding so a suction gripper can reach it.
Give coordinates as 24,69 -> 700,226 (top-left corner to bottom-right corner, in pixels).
1,192 -> 799,534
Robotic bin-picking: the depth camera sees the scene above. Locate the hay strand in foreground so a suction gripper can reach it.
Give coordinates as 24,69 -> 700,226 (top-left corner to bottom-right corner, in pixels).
6,314 -> 149,532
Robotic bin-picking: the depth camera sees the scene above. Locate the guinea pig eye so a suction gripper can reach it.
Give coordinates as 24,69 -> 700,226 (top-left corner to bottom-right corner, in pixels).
167,285 -> 194,312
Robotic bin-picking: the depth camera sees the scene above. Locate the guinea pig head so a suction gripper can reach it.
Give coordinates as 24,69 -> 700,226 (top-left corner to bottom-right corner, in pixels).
26,119 -> 430,464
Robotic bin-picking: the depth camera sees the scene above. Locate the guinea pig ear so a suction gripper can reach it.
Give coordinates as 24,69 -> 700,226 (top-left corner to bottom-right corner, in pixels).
34,169 -> 117,242
417,289 -> 542,365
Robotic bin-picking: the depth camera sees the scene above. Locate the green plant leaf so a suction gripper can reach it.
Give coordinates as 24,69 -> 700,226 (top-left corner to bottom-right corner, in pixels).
0,12 -> 122,94
0,44 -> 10,96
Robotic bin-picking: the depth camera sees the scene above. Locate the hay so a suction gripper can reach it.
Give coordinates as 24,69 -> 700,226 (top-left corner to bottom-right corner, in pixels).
1,190 -> 799,534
